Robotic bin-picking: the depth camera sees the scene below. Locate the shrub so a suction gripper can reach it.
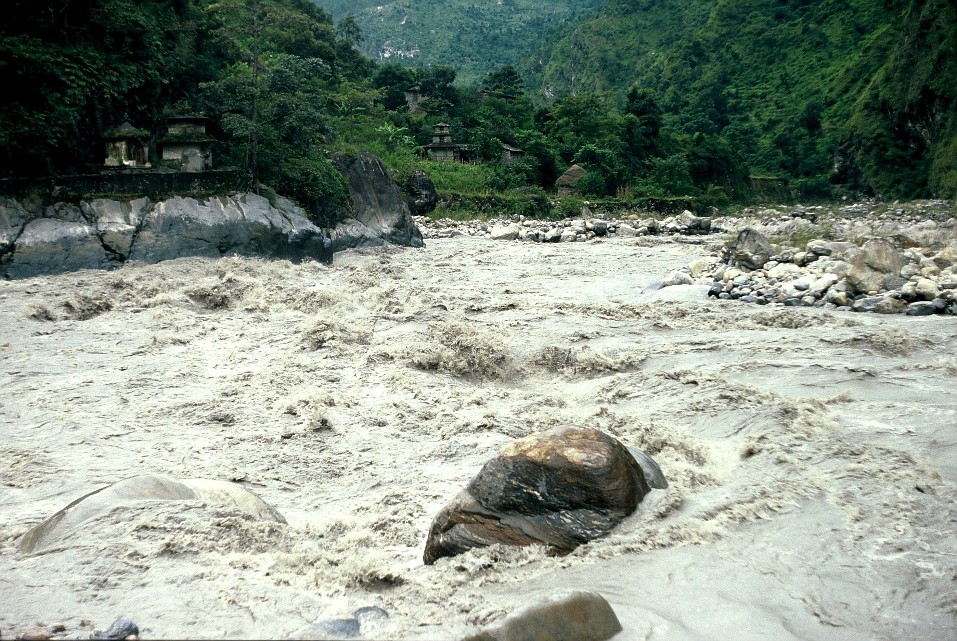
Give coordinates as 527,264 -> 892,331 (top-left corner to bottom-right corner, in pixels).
278,154 -> 350,227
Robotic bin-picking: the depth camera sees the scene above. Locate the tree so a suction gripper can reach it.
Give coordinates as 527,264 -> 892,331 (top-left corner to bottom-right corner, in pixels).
482,65 -> 524,96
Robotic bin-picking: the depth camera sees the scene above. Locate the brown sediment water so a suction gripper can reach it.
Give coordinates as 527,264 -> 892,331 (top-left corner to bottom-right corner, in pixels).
1,235 -> 954,640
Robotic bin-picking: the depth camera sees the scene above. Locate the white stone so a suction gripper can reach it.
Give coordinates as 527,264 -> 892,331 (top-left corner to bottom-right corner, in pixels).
915,277 -> 940,300
810,273 -> 839,293
490,224 -> 521,241
663,270 -> 694,287
768,263 -> 801,279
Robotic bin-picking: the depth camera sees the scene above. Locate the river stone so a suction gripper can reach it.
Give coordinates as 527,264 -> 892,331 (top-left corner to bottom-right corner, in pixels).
543,228 -> 563,243
846,240 -> 905,295
92,616 -> 138,641
933,245 -> 957,269
662,270 -> 693,287
19,474 -> 285,554
617,224 -> 638,237
423,427 -> 653,565
462,591 -> 622,641
915,277 -> 940,300
728,228 -> 772,270
906,301 -> 937,316
806,240 -> 856,259
490,224 -> 521,241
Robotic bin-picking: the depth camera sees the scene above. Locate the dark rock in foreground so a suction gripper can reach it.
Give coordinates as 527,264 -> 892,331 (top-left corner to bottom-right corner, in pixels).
462,591 -> 622,641
423,427 -> 656,565
92,616 -> 138,640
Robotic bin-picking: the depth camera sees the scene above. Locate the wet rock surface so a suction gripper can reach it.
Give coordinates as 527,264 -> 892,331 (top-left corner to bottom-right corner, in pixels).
424,427 -> 656,565
462,591 -> 622,641
19,474 -> 285,554
91,616 -> 138,640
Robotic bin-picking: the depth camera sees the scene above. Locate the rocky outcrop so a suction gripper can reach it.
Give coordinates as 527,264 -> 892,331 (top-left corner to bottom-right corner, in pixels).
329,151 -> 424,252
423,427 -> 657,565
402,169 -> 438,216
1,193 -> 332,279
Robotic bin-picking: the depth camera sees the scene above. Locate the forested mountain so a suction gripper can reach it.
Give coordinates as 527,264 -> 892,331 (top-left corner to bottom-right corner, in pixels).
313,0 -> 606,86
1,0 -> 952,211
526,0 -> 956,199
0,0 -> 373,224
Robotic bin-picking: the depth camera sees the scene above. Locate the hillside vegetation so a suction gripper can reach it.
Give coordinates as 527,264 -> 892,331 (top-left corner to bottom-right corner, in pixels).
314,0 -> 605,86
527,0 -> 957,200
0,0 -> 951,217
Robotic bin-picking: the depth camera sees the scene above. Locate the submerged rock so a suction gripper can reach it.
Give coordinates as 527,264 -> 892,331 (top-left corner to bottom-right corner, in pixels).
462,591 -> 622,641
18,474 -> 285,554
423,427 -> 657,564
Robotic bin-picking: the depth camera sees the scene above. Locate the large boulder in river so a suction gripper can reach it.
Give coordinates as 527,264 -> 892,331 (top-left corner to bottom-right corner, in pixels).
728,228 -> 773,270
329,151 -> 424,252
423,427 -> 658,565
19,474 -> 285,554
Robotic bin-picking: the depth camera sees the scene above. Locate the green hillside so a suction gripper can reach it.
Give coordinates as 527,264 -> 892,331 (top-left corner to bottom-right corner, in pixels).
527,0 -> 957,199
313,0 -> 606,86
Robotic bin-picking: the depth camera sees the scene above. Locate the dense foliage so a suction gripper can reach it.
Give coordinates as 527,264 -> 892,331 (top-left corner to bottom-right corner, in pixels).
314,0 -> 605,86
0,0 -> 361,225
0,0 -> 952,220
528,0 -> 957,200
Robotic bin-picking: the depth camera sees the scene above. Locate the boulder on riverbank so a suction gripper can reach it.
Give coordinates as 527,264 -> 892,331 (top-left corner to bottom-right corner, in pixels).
0,193 -> 331,279
329,151 -> 424,252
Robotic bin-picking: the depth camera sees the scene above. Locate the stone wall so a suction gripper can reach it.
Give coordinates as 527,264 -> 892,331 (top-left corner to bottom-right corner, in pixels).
0,170 -> 248,203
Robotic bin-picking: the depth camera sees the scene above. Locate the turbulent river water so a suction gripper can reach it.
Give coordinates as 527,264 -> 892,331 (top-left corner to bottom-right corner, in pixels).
2,235 -> 955,640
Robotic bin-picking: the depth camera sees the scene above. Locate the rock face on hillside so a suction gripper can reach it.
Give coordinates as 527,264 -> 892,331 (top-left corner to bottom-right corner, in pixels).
423,427 -> 655,565
329,151 -> 425,252
402,169 -> 438,216
0,193 -> 331,279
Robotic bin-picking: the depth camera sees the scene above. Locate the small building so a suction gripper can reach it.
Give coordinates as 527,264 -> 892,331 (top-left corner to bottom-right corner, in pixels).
424,123 -> 470,163
501,144 -> 525,164
161,116 -> 213,172
405,85 -> 423,114
104,121 -> 151,169
555,164 -> 587,195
